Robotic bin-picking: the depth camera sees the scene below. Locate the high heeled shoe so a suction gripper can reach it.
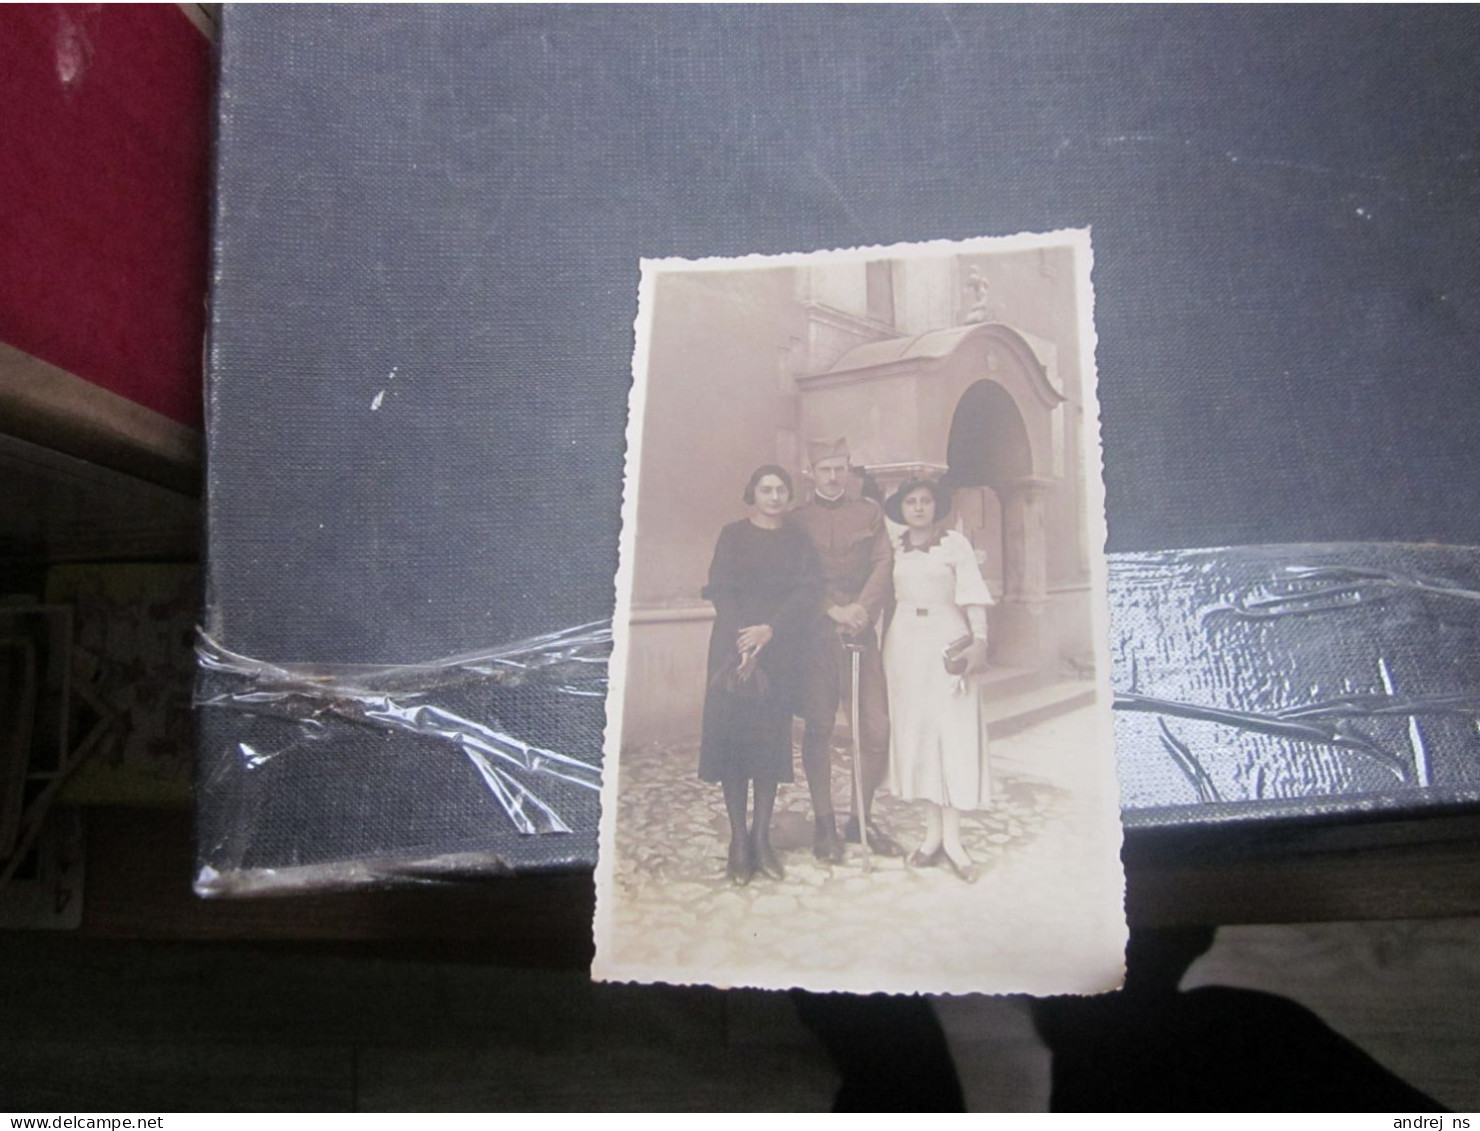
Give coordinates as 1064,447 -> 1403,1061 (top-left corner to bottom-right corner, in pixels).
726,838 -> 754,886
907,846 -> 943,869
942,850 -> 980,884
752,833 -> 785,881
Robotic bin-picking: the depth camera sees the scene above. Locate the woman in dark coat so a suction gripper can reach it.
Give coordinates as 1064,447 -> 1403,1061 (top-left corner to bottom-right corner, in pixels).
700,464 -> 823,885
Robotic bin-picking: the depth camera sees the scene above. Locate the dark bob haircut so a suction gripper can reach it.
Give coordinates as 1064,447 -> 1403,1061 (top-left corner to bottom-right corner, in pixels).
742,464 -> 795,505
885,477 -> 953,525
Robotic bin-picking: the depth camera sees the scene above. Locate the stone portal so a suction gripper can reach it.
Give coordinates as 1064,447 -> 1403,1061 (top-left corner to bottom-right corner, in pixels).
795,321 -> 1067,676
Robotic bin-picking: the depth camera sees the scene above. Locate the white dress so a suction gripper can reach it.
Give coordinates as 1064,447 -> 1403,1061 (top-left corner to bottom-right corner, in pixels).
883,528 -> 996,810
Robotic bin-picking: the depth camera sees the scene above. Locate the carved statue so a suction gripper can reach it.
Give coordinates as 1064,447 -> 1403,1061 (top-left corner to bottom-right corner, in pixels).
964,267 -> 990,323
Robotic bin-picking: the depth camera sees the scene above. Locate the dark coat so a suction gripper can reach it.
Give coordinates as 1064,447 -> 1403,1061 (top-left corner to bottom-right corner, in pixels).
698,519 -> 823,784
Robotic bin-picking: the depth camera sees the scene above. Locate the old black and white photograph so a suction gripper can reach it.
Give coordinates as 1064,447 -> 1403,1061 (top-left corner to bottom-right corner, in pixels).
595,231 -> 1126,995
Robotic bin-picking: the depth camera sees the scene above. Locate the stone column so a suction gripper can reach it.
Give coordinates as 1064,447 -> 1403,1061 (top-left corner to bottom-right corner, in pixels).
994,476 -> 1056,671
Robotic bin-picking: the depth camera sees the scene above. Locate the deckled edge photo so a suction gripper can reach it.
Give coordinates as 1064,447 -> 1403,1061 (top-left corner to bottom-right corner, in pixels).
589,232 -> 1118,1000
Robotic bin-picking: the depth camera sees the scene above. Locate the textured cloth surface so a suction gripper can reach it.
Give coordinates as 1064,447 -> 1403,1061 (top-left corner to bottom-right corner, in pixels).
1112,543 -> 1480,826
204,7 -> 1480,879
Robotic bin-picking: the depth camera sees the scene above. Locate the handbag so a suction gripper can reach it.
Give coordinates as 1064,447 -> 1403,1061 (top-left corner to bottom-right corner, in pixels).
942,634 -> 976,676
710,649 -> 772,705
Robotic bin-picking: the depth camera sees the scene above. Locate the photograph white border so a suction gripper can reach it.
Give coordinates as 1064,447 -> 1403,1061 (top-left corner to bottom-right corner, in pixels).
593,229 -> 1125,995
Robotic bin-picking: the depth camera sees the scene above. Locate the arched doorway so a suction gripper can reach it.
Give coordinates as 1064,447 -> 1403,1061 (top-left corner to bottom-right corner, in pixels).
946,378 -> 1055,671
947,379 -> 1032,489
946,380 -> 1029,600
796,320 -> 1065,672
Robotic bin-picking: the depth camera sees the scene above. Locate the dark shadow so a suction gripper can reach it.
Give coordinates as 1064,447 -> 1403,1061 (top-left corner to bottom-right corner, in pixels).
791,990 -> 965,1112
1031,926 -> 1447,1112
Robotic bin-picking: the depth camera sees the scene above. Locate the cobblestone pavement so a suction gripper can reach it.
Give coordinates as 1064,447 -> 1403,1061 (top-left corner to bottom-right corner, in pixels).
605,706 -> 1127,996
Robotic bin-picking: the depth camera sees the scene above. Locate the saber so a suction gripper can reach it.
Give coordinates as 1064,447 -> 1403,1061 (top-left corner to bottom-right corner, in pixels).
845,639 -> 872,873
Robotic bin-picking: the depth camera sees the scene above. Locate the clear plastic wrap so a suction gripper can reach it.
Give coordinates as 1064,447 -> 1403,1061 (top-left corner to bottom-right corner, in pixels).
193,542 -> 1480,894
193,621 -> 609,895
1110,543 -> 1480,827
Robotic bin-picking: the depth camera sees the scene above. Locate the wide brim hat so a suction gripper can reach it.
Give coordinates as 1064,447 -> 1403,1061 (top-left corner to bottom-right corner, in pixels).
885,478 -> 953,525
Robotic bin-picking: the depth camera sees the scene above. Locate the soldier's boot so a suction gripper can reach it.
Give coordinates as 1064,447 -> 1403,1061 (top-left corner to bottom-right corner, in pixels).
813,814 -> 845,864
844,813 -> 905,857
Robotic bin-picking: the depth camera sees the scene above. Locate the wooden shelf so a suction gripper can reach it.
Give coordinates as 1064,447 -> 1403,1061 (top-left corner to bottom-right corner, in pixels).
35,806 -> 1479,966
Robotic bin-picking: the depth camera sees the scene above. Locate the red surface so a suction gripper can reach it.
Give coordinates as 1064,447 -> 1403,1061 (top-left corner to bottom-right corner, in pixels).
0,4 -> 211,429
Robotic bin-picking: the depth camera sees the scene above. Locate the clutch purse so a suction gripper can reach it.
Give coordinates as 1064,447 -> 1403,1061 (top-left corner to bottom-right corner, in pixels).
710,651 -> 772,704
942,634 -> 976,675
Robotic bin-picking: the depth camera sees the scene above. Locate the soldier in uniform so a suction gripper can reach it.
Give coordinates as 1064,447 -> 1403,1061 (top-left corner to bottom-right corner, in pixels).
790,436 -> 903,862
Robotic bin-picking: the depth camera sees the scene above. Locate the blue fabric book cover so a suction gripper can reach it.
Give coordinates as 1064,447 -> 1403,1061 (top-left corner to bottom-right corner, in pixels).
200,6 -> 1480,891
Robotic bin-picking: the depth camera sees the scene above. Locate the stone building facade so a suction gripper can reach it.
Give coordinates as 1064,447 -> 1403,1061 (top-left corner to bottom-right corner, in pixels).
622,245 -> 1096,745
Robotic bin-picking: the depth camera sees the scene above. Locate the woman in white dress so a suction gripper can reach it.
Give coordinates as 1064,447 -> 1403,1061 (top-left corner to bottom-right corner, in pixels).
882,479 -> 994,883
